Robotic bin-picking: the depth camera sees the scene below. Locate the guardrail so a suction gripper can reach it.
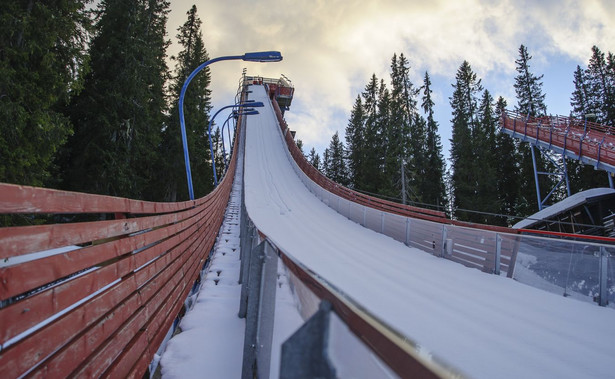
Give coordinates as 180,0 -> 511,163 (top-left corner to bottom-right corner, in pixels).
501,110 -> 615,173
238,182 -> 464,378
0,117 -> 243,378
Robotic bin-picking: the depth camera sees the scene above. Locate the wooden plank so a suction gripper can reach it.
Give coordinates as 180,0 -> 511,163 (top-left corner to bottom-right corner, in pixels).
0,203 -> 204,259
21,225 -> 208,378
0,183 -> 199,215
0,209 -> 204,300
0,211 -> 206,342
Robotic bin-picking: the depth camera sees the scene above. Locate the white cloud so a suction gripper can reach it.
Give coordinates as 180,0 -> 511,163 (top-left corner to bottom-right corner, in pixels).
166,0 -> 615,156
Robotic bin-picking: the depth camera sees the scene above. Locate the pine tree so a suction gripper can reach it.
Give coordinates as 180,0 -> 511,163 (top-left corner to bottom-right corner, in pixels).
308,147 -> 321,171
421,72 -> 448,211
514,44 -> 550,215
326,132 -> 349,185
345,95 -> 365,189
322,148 -> 331,177
63,0 -> 170,199
567,49 -> 611,191
212,127 -> 225,177
571,65 -> 591,118
494,96 -> 520,225
474,90 -> 500,223
361,74 -> 384,193
387,53 -> 421,201
586,46 -> 614,126
158,5 -> 212,201
0,1 -> 90,187
449,61 -> 483,221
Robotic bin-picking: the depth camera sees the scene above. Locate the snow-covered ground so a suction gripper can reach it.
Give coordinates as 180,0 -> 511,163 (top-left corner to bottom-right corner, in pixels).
160,167 -> 245,378
242,84 -> 615,379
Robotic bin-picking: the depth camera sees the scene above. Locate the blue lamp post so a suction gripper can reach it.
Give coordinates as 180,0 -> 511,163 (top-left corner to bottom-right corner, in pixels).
221,109 -> 259,169
179,51 -> 282,200
208,102 -> 263,187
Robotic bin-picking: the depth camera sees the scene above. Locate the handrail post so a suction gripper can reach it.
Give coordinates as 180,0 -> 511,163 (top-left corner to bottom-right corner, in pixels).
598,247 -> 608,306
495,234 -> 502,275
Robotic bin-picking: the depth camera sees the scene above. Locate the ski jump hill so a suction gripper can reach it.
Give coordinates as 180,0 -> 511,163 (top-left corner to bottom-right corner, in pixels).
1,78 -> 614,379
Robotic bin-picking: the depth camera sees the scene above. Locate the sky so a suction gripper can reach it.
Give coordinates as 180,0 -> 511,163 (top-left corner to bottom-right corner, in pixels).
165,0 -> 615,167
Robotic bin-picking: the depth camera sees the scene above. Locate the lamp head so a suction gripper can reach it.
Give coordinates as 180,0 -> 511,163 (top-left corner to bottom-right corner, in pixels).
242,51 -> 283,62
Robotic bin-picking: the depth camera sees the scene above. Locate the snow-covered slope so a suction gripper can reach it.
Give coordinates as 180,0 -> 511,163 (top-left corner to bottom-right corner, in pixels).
243,85 -> 614,379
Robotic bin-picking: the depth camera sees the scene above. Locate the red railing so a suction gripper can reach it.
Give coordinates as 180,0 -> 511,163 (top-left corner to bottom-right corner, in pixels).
0,120 -> 242,378
501,110 -> 615,170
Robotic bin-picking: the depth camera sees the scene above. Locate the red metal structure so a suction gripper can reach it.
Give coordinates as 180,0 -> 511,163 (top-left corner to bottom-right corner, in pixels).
501,110 -> 615,174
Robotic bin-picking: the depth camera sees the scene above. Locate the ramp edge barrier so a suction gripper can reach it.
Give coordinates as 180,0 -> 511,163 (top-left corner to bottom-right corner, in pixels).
0,110 -> 246,378
238,188 -> 466,379
262,86 -> 614,304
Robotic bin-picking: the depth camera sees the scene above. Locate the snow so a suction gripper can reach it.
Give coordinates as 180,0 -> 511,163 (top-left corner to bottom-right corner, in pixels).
242,85 -> 615,379
513,188 -> 615,229
160,166 -> 245,379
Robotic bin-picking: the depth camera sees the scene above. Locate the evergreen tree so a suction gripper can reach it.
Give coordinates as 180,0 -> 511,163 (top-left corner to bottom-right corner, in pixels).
421,72 -> 448,211
345,95 -> 365,188
63,0 -> 170,199
571,65 -> 591,118
158,5 -> 212,201
567,49 -> 611,191
326,132 -> 349,185
494,96 -> 520,225
322,148 -> 331,177
474,90 -> 500,223
308,147 -> 321,171
361,74 -> 384,193
212,127 -> 225,177
387,53 -> 421,201
449,61 -> 483,221
514,44 -> 550,215
586,46 -> 615,126
0,1 -> 90,187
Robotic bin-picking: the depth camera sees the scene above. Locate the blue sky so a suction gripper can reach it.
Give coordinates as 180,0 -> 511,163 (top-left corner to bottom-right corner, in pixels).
166,0 -> 615,167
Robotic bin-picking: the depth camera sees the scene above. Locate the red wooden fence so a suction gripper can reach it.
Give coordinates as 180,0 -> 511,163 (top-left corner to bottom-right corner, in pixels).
0,122 -> 241,378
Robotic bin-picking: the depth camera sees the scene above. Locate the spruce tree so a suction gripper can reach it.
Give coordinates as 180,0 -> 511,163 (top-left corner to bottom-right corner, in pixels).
388,54 -> 421,201
63,0 -> 170,199
449,61 -> 483,221
585,46 -> 615,127
514,44 -> 550,214
474,90 -> 500,224
345,95 -> 365,189
308,147 -> 321,171
421,72 -> 448,211
567,50 -> 610,191
494,96 -> 520,225
0,1 -> 90,187
326,132 -> 349,185
322,148 -> 331,177
158,5 -> 212,201
361,74 -> 384,193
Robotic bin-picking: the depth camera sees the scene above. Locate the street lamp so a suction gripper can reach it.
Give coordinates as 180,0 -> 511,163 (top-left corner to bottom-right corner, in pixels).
179,51 -> 282,200
221,109 -> 259,169
208,102 -> 263,187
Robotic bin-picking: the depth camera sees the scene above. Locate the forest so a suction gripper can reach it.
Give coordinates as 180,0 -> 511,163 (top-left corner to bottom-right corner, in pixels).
309,46 -> 615,225
1,1 -> 614,225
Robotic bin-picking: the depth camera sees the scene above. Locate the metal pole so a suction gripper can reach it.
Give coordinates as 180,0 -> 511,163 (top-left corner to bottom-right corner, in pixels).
530,145 -> 543,211
401,159 -> 407,205
179,55 -> 244,200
